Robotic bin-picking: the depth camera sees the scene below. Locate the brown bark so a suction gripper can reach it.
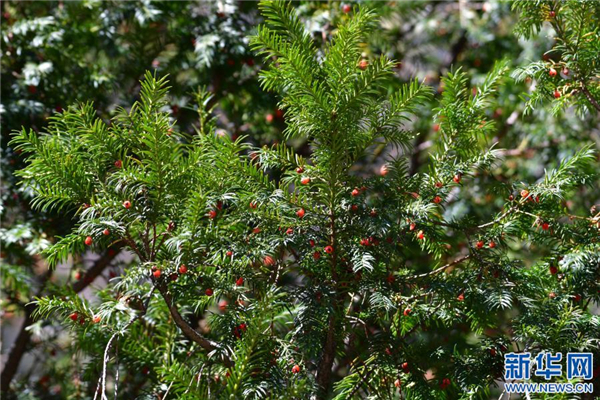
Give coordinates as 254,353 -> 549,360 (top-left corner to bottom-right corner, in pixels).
156,283 -> 234,368
315,314 -> 338,398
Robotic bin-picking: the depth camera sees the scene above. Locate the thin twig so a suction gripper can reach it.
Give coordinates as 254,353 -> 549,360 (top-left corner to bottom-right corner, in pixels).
155,283 -> 234,367
100,288 -> 155,400
406,255 -> 470,280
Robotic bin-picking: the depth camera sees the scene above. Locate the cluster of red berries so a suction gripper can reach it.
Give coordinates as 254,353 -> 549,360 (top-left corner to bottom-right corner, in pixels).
476,240 -> 496,249
232,322 -> 247,338
351,186 -> 368,197
151,264 -> 188,280
439,377 -> 452,389
311,244 -> 334,259
520,189 -> 541,203
360,236 -> 386,246
69,312 -> 101,324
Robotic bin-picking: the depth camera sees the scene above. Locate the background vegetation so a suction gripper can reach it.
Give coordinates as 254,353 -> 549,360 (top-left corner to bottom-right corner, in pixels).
1,1 -> 598,399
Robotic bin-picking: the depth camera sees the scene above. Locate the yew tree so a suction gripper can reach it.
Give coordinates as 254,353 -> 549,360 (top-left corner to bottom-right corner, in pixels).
9,1 -> 599,399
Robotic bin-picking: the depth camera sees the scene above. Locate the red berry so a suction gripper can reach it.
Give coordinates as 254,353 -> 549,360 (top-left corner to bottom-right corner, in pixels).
457,293 -> 465,301
179,265 -> 188,274
69,312 -> 78,321
265,114 -> 274,123
385,348 -> 392,356
433,196 -> 442,204
549,68 -> 557,77
394,379 -> 401,388
508,194 -> 514,201
114,160 -> 122,168
387,274 -> 395,283
275,109 -> 284,119
549,10 -> 556,18
453,174 -> 462,184
296,166 -> 304,174
216,201 -> 223,210
379,164 -> 389,176
360,238 -> 370,246
205,288 -> 213,296
74,271 -> 81,280
123,200 -> 132,209
219,300 -> 228,311
252,227 -> 261,234
153,269 -> 161,279
324,245 -> 334,254
286,227 -> 293,235
358,59 -> 368,70
84,236 -> 93,246
554,89 -> 561,99
93,315 -> 101,324
435,182 -> 443,188
549,265 -> 558,275
263,255 -> 275,266
542,222 -> 549,231
350,204 -> 359,212
433,124 -> 440,132
313,251 -> 321,260
226,251 -> 233,257
489,241 -> 496,249
309,239 -> 316,247
351,188 -> 360,197
490,348 -> 496,356
476,240 -> 484,249
562,67 -> 569,76
370,209 -> 378,217
208,210 -> 217,219
296,208 -> 305,218
249,201 -> 257,209
402,362 -> 409,372
409,222 -> 416,231
403,308 -> 411,316
236,277 -> 244,286
441,378 -> 451,389
292,365 -> 300,374
342,3 -> 351,13
300,177 -> 310,185
103,229 -> 110,236
416,230 -> 425,240
549,292 -> 556,299
574,294 -> 582,302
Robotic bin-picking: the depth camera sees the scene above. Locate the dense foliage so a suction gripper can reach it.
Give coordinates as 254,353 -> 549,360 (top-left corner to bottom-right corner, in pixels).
2,1 -> 599,399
